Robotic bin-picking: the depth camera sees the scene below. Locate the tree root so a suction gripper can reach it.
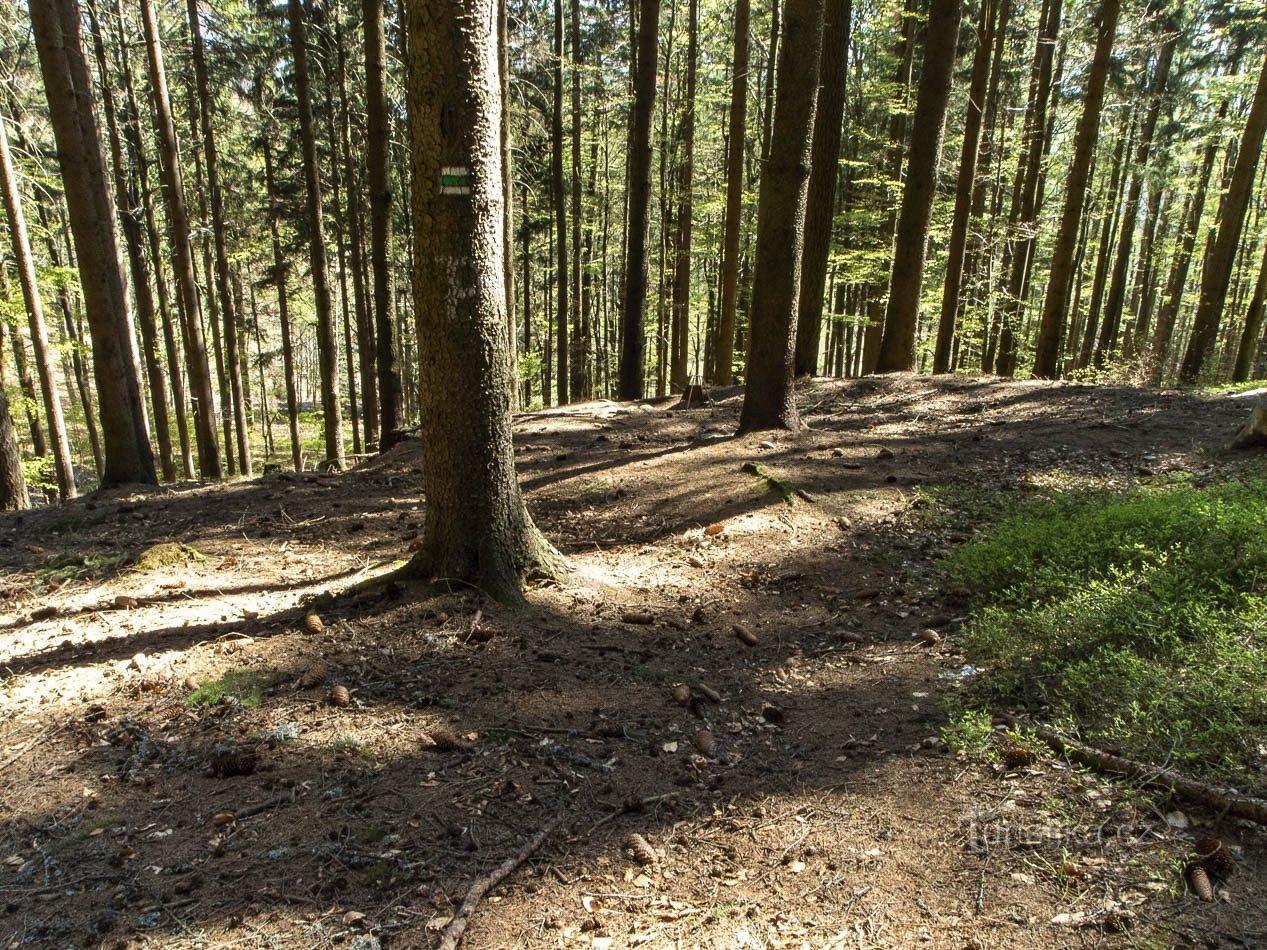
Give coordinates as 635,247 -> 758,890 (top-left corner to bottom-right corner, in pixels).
1014,718 -> 1267,827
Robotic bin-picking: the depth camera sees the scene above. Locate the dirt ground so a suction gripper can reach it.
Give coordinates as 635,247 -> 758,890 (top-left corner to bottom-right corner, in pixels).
2,373 -> 1266,949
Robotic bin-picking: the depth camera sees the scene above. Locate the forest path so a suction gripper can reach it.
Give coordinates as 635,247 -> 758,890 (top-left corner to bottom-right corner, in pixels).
0,374 -> 1263,948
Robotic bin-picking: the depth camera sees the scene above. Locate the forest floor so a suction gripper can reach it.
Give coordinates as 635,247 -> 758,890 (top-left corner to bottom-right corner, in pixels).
2,373 -> 1266,949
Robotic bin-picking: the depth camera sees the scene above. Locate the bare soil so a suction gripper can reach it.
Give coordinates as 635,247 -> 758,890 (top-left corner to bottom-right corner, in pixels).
1,374 -> 1265,949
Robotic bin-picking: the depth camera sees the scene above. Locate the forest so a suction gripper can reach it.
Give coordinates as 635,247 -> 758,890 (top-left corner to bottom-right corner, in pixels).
2,0 -> 1267,946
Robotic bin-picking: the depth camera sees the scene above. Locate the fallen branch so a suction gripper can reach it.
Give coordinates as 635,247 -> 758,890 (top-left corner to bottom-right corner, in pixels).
438,812 -> 567,950
1016,718 -> 1267,827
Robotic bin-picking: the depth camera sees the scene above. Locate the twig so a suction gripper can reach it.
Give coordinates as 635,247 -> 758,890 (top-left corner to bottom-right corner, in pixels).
437,812 -> 567,950
1013,717 -> 1267,826
586,793 -> 680,836
234,795 -> 293,821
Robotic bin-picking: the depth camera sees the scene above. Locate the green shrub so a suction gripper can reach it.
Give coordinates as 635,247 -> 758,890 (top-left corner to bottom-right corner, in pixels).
944,479 -> 1267,788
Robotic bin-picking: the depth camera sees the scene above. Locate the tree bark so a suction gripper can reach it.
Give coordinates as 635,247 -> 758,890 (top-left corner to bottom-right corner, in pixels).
1180,50 -> 1267,383
0,113 -> 77,499
138,0 -> 220,479
552,0 -> 570,405
738,0 -> 827,431
364,0 -> 404,448
403,0 -> 565,602
794,0 -> 852,377
287,0 -> 345,465
1032,0 -> 1121,377
1233,239 -> 1267,382
875,0 -> 963,373
31,0 -> 156,488
932,0 -> 999,374
716,0 -> 751,386
669,0 -> 700,393
0,341 -> 28,510
618,0 -> 662,401
188,0 -> 251,475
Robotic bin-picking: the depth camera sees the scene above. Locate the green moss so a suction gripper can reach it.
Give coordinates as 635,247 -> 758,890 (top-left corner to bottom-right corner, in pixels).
132,542 -> 203,573
185,669 -> 285,709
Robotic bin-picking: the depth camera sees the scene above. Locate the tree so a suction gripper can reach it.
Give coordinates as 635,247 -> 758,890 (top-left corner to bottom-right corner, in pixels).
875,0 -> 963,373
364,0 -> 404,448
30,0 -> 156,487
794,0 -> 852,378
402,0 -> 565,601
1180,49 -> 1267,383
1031,0 -> 1122,378
738,0 -> 828,431
669,0 -> 700,393
618,0 -> 662,400
715,0 -> 751,387
0,112 -> 76,499
188,0 -> 251,475
932,0 -> 1000,374
0,340 -> 28,510
552,0 -> 570,405
139,0 -> 221,479
287,0 -> 345,466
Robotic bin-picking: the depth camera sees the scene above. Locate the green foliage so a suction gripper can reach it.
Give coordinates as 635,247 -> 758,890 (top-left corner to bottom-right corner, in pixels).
185,669 -> 285,709
944,480 -> 1267,787
941,708 -> 993,754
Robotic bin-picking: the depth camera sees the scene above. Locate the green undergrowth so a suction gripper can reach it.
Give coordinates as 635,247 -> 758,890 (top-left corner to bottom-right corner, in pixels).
185,669 -> 285,709
943,478 -> 1267,789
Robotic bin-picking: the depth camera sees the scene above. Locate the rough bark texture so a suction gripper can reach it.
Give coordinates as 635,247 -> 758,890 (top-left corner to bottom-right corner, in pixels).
669,0 -> 700,393
1031,0 -> 1120,378
932,0 -> 998,374
31,0 -> 156,488
738,0 -> 827,432
0,113 -> 76,499
364,0 -> 404,448
287,0 -> 345,466
552,0 -> 570,405
139,0 -> 220,479
1180,50 -> 1267,383
794,0 -> 852,378
0,341 -> 28,510
618,0 -> 662,401
875,0 -> 963,373
404,0 -> 564,602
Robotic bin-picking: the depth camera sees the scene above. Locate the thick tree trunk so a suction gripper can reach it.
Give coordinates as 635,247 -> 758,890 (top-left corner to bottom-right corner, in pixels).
738,0 -> 827,431
669,0 -> 700,393
716,0 -> 751,386
364,0 -> 404,448
188,0 -> 250,475
794,0 -> 852,377
1233,240 -> 1267,382
31,0 -> 156,488
1032,0 -> 1121,377
0,114 -> 76,499
1180,51 -> 1267,383
933,0 -> 999,374
0,342 -> 28,510
138,0 -> 220,479
618,0 -> 662,401
875,0 -> 962,373
88,2 -> 175,484
403,0 -> 564,602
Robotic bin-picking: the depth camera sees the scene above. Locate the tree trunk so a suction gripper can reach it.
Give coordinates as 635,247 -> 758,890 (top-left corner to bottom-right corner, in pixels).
261,128 -> 304,472
0,113 -> 76,499
138,0 -> 220,479
738,0 -> 827,431
552,0 -> 570,405
618,0 -> 662,401
1031,0 -> 1120,377
1093,32 -> 1174,368
1233,239 -> 1267,382
403,0 -> 565,602
0,340 -> 28,510
875,0 -> 963,373
287,0 -> 345,464
794,0 -> 852,377
669,0 -> 700,393
716,0 -> 751,386
933,0 -> 999,374
364,0 -> 404,448
6,325 -> 46,458
188,0 -> 250,474
87,1 -> 175,484
31,0 -> 156,488
1180,51 -> 1267,383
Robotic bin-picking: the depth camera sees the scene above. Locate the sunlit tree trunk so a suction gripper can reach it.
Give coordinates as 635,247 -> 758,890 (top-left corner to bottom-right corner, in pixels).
716,0 -> 751,386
